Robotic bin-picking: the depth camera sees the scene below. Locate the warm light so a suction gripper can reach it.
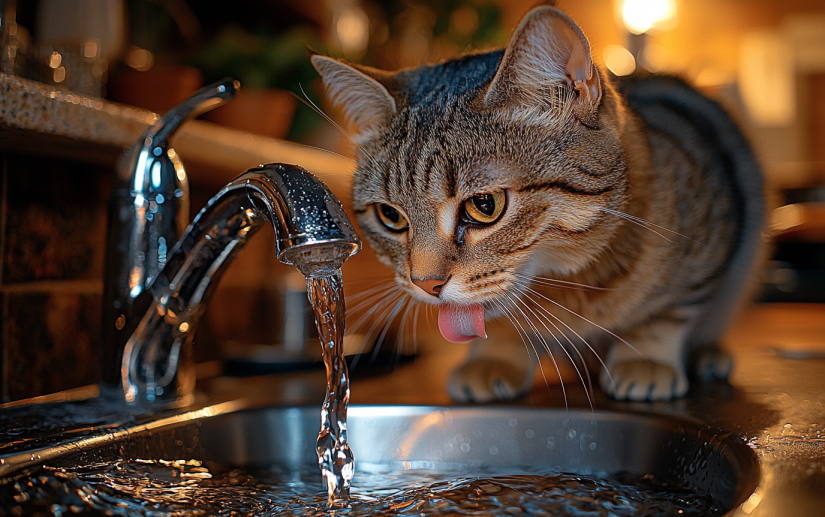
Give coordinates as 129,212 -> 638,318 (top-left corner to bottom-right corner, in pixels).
125,45 -> 154,71
639,42 -> 668,71
603,45 -> 636,76
771,204 -> 805,233
740,489 -> 763,514
449,6 -> 479,37
53,66 -> 66,82
83,40 -> 99,58
335,7 -> 369,58
48,51 -> 62,69
622,0 -> 677,35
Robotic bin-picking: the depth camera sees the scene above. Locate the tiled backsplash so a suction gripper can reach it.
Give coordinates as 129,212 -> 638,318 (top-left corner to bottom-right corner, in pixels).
0,151 -> 109,401
0,148 -> 277,402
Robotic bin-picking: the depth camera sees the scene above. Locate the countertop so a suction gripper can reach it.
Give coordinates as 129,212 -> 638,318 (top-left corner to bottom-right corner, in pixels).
0,73 -> 354,193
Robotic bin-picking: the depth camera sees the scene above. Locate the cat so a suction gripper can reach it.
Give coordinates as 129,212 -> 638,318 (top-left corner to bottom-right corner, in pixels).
311,3 -> 766,402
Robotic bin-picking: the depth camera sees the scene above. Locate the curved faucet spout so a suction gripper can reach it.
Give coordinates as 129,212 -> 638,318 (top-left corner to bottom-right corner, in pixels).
101,163 -> 361,407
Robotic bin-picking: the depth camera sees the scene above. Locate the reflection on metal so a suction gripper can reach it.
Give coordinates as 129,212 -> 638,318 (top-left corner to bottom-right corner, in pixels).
101,79 -> 239,402
397,410 -> 448,459
103,163 -> 361,407
0,399 -> 249,477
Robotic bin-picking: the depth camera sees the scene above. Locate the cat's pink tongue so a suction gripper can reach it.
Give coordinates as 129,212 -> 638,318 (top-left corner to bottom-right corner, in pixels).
438,304 -> 486,343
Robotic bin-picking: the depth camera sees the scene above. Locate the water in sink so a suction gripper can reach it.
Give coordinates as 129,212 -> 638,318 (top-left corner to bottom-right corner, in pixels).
3,458 -> 723,516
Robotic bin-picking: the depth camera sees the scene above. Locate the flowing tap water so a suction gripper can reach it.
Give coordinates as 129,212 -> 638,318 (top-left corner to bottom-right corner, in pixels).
306,269 -> 354,507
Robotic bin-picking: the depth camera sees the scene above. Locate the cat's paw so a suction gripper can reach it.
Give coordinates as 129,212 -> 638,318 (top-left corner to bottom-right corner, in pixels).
600,360 -> 688,401
447,359 -> 533,403
690,348 -> 733,382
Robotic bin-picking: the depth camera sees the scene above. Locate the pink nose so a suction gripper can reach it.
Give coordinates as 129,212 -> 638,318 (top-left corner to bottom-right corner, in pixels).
412,277 -> 447,297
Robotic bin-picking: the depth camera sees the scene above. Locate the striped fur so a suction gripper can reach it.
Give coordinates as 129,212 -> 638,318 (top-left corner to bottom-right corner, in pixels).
313,6 -> 765,401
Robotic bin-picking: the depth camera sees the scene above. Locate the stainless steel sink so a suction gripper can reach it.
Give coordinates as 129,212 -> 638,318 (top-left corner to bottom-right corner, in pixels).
200,405 -> 759,510
1,402 -> 758,515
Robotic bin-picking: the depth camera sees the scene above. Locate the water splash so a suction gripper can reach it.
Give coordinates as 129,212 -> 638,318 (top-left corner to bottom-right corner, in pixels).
306,270 -> 354,507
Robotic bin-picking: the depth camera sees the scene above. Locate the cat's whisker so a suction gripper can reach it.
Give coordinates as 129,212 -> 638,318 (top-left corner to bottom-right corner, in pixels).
519,292 -> 599,400
491,297 -> 560,407
598,207 -> 702,245
296,84 -> 383,171
346,287 -> 404,337
345,285 -> 400,321
349,292 -> 407,371
495,291 -> 567,407
345,283 -> 399,304
394,298 -> 419,370
511,279 -> 643,361
496,288 -> 577,410
497,286 -> 595,410
513,272 -> 614,291
411,302 -> 422,356
370,296 -> 410,363
521,292 -> 612,393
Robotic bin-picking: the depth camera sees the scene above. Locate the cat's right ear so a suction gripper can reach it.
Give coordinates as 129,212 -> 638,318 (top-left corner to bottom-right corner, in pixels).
483,6 -> 601,117
311,55 -> 397,134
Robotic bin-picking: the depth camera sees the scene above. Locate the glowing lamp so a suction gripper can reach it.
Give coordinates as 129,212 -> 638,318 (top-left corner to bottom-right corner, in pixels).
622,0 -> 677,35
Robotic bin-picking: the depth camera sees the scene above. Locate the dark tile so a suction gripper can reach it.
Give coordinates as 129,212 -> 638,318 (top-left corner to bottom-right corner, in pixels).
5,291 -> 100,401
3,153 -> 110,284
0,291 -> 7,402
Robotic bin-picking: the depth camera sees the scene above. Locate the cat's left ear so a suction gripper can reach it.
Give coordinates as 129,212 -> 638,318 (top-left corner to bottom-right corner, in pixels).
484,5 -> 601,116
311,55 -> 397,135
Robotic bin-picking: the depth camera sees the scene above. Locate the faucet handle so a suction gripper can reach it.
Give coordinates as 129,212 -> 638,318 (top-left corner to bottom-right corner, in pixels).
150,78 -> 240,146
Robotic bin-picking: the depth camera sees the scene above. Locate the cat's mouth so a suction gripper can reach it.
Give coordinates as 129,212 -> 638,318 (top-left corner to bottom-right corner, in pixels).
438,304 -> 486,343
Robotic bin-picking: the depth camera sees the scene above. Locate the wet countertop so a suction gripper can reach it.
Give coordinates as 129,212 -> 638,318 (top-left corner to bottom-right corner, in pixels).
1,303 -> 824,516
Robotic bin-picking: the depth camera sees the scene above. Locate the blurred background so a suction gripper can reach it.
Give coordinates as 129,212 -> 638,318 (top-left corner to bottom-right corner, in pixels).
1,0 -> 825,402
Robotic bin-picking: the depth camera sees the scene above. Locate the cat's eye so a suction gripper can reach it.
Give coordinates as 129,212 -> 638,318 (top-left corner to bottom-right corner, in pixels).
463,191 -> 506,225
375,204 -> 408,232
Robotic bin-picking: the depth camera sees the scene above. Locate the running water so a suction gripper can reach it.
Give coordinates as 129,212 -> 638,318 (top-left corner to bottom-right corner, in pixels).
306,270 -> 354,507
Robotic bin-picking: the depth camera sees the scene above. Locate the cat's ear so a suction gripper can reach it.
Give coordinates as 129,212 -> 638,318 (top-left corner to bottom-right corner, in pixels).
484,6 -> 601,115
311,55 -> 397,134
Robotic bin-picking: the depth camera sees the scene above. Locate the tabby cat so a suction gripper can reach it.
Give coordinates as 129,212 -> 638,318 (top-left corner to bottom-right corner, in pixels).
312,3 -> 766,401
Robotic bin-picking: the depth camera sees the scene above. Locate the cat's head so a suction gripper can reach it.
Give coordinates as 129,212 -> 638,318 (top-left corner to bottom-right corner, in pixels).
312,5 -> 629,341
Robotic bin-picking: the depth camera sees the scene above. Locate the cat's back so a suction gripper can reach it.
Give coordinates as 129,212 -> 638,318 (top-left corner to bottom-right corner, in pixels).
618,74 -> 767,346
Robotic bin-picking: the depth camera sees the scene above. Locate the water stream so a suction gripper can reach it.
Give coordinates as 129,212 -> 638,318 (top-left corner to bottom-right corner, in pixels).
306,270 -> 354,507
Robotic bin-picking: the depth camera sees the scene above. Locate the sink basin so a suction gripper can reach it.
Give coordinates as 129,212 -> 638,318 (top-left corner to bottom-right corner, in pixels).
1,403 -> 759,515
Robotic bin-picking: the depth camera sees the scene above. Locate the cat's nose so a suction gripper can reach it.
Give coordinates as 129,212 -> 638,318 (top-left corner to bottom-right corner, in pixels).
412,276 -> 448,297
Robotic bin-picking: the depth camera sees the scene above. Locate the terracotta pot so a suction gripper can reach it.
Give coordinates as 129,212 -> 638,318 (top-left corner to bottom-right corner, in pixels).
202,88 -> 297,140
107,65 -> 204,114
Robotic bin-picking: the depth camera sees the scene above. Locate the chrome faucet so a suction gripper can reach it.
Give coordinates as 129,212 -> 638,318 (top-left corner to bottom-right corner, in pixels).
101,79 -> 239,397
100,163 -> 361,406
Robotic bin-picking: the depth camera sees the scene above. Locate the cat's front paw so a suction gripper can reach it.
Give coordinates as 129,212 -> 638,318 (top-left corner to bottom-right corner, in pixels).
600,360 -> 688,401
447,359 -> 534,403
